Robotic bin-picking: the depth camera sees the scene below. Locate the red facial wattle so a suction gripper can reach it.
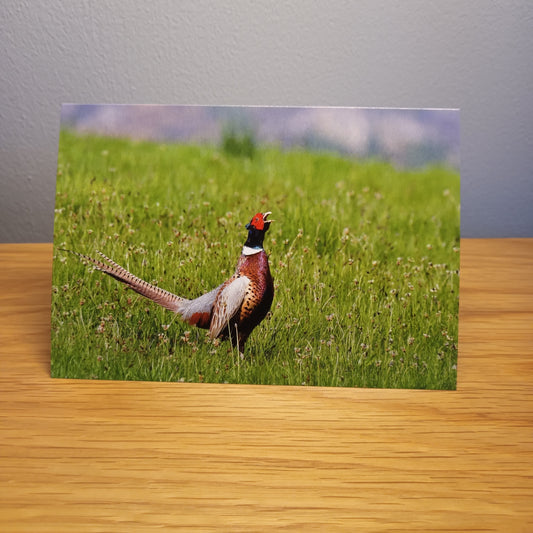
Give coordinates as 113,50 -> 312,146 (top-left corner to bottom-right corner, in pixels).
251,213 -> 265,231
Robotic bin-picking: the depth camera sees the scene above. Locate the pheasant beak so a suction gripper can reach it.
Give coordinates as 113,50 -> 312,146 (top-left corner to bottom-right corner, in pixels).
263,212 -> 275,223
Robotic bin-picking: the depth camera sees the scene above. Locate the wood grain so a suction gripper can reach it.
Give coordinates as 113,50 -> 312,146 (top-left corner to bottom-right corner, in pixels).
1,240 -> 532,532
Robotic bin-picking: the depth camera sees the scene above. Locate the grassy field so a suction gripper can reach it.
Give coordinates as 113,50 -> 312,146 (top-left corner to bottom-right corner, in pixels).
51,129 -> 460,389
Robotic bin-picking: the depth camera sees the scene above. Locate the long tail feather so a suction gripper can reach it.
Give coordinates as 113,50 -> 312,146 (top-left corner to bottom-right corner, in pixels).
60,249 -> 186,312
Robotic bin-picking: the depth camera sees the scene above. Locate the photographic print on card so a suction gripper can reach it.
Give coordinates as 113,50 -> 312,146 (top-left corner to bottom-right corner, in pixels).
51,104 -> 460,389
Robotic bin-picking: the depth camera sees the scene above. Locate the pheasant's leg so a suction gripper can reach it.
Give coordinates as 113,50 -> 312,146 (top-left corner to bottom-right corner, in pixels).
237,331 -> 249,357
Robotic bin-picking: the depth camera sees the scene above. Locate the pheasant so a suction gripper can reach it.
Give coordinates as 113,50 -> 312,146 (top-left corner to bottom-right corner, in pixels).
65,212 -> 275,353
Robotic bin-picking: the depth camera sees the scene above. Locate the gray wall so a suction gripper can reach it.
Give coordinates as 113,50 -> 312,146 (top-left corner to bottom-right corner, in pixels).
1,1 -> 532,242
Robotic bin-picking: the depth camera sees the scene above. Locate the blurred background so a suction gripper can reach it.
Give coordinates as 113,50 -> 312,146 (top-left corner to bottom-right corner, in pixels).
60,105 -> 459,170
1,1 -> 532,241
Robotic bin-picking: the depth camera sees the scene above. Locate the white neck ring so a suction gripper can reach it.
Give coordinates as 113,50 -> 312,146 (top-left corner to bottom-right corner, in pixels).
242,245 -> 262,256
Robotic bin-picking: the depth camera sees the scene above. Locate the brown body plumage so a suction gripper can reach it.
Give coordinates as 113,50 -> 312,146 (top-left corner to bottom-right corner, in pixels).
66,212 -> 274,353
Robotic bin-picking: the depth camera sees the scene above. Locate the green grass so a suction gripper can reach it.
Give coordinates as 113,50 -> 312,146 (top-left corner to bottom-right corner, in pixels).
51,129 -> 460,389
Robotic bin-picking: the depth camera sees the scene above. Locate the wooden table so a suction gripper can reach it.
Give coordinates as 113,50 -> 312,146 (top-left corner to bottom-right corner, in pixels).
1,240 -> 532,532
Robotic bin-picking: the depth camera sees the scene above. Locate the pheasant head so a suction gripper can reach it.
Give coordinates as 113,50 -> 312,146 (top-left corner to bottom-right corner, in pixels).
244,212 -> 273,251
